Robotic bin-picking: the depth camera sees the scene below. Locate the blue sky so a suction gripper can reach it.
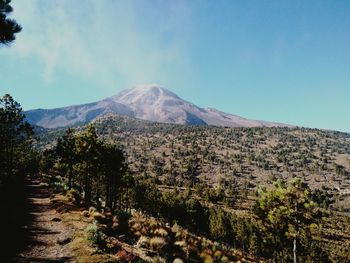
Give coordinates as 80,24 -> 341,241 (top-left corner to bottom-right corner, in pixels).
1,0 -> 349,132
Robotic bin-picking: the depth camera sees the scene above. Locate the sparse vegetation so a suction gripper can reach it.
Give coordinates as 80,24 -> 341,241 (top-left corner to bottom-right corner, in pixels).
1,96 -> 350,262
34,113 -> 350,262
85,221 -> 104,246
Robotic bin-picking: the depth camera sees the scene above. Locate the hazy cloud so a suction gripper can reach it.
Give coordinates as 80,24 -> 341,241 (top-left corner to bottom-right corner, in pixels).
8,0 -> 193,89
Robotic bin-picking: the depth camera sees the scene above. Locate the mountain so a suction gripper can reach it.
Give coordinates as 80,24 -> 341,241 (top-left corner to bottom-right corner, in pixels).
25,84 -> 290,128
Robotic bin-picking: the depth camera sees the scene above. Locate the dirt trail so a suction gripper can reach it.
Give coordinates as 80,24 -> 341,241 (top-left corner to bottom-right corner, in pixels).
14,180 -> 75,262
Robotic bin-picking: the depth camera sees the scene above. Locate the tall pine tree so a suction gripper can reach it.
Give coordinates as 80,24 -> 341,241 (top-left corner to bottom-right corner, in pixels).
0,0 -> 21,45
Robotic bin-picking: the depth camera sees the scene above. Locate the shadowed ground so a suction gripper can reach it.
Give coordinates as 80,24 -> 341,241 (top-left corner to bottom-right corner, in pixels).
0,176 -> 74,262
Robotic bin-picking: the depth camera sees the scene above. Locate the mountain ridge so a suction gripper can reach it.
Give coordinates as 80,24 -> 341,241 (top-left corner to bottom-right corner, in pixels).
25,84 -> 292,129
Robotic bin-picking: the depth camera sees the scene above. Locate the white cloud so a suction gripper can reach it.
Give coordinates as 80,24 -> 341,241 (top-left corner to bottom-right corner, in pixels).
7,0 -> 193,89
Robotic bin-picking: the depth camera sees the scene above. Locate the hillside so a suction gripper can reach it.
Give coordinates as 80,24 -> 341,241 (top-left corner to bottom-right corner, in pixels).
34,112 -> 350,261
4,93 -> 350,262
39,113 -> 350,208
25,84 -> 290,129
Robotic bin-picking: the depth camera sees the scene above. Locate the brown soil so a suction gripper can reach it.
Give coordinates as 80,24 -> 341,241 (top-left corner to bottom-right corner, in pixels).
13,179 -> 75,262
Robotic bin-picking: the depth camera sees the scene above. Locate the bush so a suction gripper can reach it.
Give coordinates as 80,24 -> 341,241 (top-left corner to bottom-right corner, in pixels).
66,189 -> 81,204
85,221 -> 103,246
115,250 -> 136,262
136,236 -> 150,248
114,210 -> 131,234
116,250 -> 136,262
150,236 -> 167,251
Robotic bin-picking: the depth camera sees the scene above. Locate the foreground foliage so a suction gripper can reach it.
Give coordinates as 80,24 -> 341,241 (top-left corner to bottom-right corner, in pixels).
0,94 -> 36,185
254,179 -> 326,262
0,0 -> 22,45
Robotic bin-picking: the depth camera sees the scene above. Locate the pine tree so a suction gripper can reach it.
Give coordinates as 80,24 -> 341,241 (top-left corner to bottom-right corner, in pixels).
74,125 -> 100,206
100,143 -> 126,211
56,128 -> 76,189
0,0 -> 22,45
254,178 -> 323,262
0,94 -> 33,183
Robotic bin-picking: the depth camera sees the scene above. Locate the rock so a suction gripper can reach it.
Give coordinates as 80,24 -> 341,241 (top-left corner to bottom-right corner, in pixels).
57,237 -> 72,245
52,217 -> 62,222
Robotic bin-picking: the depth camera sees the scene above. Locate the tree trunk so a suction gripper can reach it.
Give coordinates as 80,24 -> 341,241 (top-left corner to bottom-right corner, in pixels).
84,171 -> 91,206
293,236 -> 297,263
294,201 -> 298,263
68,166 -> 72,190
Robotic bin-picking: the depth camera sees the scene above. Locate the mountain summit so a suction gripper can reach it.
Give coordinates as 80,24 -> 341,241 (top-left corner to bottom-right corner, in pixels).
25,84 -> 290,128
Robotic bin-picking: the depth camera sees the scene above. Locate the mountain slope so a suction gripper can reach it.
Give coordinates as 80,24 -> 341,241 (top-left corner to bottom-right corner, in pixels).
25,99 -> 134,129
25,84 -> 290,128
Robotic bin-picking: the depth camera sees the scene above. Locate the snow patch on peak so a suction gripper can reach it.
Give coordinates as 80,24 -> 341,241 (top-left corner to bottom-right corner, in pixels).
134,84 -> 180,98
113,84 -> 180,105
133,83 -> 163,90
